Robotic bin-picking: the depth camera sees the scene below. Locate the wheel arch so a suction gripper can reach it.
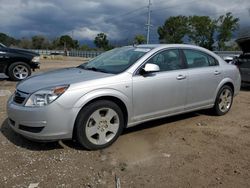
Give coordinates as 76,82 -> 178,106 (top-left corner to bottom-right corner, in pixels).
72,90 -> 131,139
5,60 -> 31,75
214,78 -> 235,103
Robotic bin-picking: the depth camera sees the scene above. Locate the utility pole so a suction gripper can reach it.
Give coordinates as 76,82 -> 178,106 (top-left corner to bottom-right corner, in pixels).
146,0 -> 152,44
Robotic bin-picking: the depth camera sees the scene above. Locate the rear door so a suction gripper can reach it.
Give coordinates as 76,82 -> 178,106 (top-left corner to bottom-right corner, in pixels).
132,49 -> 187,121
182,49 -> 223,110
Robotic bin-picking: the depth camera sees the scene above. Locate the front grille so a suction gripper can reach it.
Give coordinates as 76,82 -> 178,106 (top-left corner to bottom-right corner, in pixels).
13,90 -> 29,104
14,95 -> 26,104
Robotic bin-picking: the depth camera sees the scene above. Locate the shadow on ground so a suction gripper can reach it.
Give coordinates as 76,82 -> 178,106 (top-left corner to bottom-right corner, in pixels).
1,111 -> 203,151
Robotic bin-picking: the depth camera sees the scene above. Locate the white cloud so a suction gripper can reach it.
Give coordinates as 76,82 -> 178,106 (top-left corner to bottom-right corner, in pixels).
71,27 -> 101,40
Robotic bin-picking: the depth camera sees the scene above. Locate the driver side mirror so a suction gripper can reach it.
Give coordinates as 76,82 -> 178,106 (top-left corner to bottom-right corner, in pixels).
142,63 -> 160,74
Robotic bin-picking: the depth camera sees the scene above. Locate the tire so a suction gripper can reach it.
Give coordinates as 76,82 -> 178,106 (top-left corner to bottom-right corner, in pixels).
8,62 -> 31,81
75,100 -> 125,150
213,85 -> 233,116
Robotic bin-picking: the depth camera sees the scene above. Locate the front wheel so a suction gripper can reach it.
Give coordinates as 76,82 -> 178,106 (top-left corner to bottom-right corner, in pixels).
8,62 -> 31,81
213,85 -> 233,116
75,100 -> 124,150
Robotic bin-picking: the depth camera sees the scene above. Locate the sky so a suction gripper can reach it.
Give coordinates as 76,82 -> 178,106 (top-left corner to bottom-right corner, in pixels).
0,0 -> 249,44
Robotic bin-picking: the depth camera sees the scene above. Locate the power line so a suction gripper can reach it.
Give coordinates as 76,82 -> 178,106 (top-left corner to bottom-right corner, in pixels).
88,5 -> 147,27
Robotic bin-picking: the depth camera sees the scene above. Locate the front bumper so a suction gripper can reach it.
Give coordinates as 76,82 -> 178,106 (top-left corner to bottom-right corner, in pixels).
30,62 -> 40,70
7,98 -> 79,141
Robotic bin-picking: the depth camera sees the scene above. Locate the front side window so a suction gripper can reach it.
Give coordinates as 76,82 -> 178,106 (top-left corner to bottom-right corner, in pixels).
183,49 -> 218,68
146,49 -> 183,72
79,46 -> 151,74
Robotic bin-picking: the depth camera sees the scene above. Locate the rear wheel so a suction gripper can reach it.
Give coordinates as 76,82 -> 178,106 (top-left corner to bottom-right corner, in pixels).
213,85 -> 233,116
75,100 -> 124,150
8,62 -> 31,81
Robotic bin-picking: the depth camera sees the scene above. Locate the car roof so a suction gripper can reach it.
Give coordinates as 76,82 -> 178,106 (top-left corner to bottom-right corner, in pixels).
137,44 -> 201,49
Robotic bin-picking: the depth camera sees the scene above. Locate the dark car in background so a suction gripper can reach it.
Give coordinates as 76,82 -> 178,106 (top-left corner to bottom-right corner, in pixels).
235,29 -> 250,84
0,43 -> 40,81
234,54 -> 250,84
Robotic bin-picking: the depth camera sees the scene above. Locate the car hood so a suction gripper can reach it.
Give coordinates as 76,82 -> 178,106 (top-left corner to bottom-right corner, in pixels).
17,67 -> 113,93
8,48 -> 39,56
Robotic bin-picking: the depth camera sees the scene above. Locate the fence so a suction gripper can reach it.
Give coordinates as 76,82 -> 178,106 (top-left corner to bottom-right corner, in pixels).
29,49 -> 103,58
29,49 -> 242,59
214,51 -> 242,58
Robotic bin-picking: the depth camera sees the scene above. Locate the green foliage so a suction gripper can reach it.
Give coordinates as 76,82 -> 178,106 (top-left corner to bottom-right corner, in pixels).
94,33 -> 109,50
79,44 -> 90,51
217,12 -> 239,50
18,38 -> 32,49
188,16 -> 216,50
158,12 -> 239,50
50,38 -> 61,50
59,35 -> 78,49
158,16 -> 189,43
134,34 -> 146,44
32,35 -> 50,49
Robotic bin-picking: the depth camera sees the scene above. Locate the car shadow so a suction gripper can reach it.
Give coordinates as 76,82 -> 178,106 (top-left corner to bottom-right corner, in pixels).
1,111 -> 206,151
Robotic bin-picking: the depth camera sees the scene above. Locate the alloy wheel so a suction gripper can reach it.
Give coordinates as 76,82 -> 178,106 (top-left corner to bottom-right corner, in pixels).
85,108 -> 120,145
218,88 -> 232,113
13,65 -> 29,80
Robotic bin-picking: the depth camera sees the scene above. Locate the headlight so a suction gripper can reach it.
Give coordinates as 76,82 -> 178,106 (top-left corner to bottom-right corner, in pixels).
32,56 -> 40,63
25,85 -> 69,107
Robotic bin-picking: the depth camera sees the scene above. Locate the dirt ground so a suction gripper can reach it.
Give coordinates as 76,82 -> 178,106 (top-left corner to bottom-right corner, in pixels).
0,57 -> 250,188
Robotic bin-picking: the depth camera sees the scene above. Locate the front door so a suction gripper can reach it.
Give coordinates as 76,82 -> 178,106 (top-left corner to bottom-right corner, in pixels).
132,49 -> 187,122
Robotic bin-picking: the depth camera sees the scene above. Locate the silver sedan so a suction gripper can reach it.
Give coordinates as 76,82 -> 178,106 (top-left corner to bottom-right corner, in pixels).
7,44 -> 241,150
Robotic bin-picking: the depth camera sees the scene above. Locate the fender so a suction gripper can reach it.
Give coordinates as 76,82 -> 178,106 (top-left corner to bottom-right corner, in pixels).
73,88 -> 133,122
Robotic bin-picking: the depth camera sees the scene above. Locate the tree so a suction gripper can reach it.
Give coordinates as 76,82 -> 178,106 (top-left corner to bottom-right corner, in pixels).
59,35 -> 78,49
157,16 -> 188,43
217,12 -> 239,50
18,37 -> 32,49
134,34 -> 146,44
94,33 -> 109,49
80,44 -> 90,51
188,16 -> 217,50
31,35 -> 50,49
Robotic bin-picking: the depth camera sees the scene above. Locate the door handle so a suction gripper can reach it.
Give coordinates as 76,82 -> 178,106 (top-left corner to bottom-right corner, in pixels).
176,75 -> 186,80
214,70 -> 221,75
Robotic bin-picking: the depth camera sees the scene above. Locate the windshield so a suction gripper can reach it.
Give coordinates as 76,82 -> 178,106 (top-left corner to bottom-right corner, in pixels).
0,43 -> 6,48
79,46 -> 151,74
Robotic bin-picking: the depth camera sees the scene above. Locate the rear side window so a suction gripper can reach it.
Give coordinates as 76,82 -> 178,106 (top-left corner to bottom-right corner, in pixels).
183,49 -> 218,68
